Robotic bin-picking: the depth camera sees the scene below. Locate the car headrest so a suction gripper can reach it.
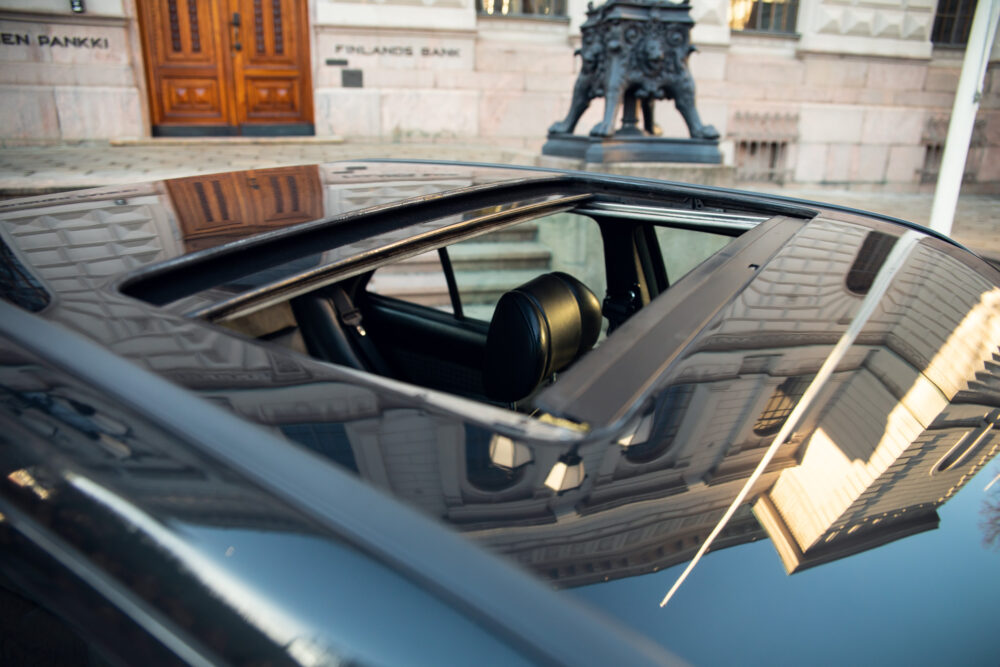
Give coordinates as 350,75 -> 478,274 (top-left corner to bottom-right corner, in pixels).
484,272 -> 602,403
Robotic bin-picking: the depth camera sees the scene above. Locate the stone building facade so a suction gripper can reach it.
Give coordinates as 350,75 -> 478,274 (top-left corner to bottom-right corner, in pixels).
0,0 -> 998,189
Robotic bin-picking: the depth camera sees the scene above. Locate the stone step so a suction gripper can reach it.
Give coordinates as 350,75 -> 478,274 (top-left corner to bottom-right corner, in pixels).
974,370 -> 1000,389
475,222 -> 539,243
368,269 -> 543,308
966,381 -> 1000,400
377,241 -> 552,274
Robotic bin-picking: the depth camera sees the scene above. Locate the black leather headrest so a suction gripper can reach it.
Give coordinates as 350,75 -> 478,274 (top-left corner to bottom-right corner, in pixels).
484,272 -> 602,403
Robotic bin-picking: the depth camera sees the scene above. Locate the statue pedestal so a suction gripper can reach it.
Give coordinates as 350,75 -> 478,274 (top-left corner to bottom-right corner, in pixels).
542,133 -> 722,164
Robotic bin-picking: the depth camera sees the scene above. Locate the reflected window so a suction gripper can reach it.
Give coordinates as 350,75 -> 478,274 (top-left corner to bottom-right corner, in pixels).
932,0 -> 978,47
477,0 -> 566,17
846,231 -> 897,295
624,384 -> 693,463
753,376 -> 810,437
466,424 -> 525,491
0,239 -> 49,312
730,0 -> 798,33
279,422 -> 359,473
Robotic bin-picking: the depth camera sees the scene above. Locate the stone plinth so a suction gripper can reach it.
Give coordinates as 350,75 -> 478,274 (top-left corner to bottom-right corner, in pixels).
542,132 -> 722,164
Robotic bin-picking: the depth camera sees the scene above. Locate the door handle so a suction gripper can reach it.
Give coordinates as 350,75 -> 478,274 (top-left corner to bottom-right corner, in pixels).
231,12 -> 242,52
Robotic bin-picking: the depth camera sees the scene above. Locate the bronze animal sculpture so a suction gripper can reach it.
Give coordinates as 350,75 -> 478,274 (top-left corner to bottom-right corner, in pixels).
548,0 -> 719,141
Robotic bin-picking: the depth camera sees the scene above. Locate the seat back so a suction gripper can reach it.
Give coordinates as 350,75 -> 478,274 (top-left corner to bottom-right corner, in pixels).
484,272 -> 602,403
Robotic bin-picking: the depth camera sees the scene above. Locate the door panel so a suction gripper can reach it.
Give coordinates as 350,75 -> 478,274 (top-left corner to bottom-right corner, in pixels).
138,0 -> 313,136
138,0 -> 233,130
166,165 -> 322,251
232,0 -> 314,129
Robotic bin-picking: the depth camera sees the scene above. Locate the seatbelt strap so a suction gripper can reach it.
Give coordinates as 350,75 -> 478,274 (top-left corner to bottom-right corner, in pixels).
331,286 -> 366,337
330,286 -> 389,375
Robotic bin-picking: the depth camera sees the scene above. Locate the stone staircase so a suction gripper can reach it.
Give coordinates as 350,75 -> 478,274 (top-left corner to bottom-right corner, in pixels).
367,222 -> 551,319
969,352 -> 1000,395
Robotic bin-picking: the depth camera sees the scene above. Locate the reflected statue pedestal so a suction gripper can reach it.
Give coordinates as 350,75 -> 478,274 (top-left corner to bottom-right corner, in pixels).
538,151 -> 736,188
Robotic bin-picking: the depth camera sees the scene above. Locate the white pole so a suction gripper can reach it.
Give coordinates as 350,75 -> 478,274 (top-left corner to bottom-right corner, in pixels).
928,0 -> 1000,237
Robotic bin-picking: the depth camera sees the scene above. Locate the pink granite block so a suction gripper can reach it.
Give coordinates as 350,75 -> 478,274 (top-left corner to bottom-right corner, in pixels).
480,90 -> 567,137
315,89 -> 381,136
55,87 -> 141,139
861,108 -> 924,144
804,57 -> 868,88
524,72 -> 576,93
366,69 -> 436,89
923,66 -> 959,93
1,87 -> 59,139
976,146 -> 1000,182
825,144 -> 851,182
0,62 -> 134,87
383,89 -> 479,137
688,49 -> 727,82
981,110 -> 1000,144
765,84 -> 835,103
799,106 -> 864,144
436,70 -> 524,91
885,145 -> 926,183
794,143 -> 829,183
866,62 -> 927,92
726,58 -> 805,86
855,89 -> 896,105
698,80 -> 763,101
850,144 -> 889,182
475,43 -> 575,74
830,88 -> 863,104
893,90 -> 958,109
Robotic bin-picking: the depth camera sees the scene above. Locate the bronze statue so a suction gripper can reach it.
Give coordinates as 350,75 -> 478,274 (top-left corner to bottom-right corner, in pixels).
548,0 -> 718,141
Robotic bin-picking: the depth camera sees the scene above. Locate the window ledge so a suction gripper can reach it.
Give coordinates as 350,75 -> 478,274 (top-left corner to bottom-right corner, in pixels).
731,29 -> 801,40
476,13 -> 570,24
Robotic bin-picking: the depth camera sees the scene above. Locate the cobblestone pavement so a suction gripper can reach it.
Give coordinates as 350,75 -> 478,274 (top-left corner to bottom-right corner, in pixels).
1,139 -> 996,258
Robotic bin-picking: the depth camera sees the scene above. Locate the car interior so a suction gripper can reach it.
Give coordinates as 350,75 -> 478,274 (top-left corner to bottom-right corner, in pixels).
211,200 -> 746,412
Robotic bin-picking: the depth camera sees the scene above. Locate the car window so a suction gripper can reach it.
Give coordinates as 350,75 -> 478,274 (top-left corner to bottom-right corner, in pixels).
367,212 -> 606,323
653,225 -> 734,284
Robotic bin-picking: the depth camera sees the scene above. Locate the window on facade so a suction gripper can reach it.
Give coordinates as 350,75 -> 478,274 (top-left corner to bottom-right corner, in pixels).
477,0 -> 567,17
735,140 -> 790,184
920,114 -> 985,184
730,0 -> 798,33
931,0 -> 978,46
279,422 -> 359,473
753,376 -> 810,437
465,424 -> 525,490
845,231 -> 897,295
729,111 -> 798,184
623,384 -> 694,463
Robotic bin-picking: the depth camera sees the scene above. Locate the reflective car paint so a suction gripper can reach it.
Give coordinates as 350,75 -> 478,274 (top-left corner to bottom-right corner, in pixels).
0,160 -> 998,664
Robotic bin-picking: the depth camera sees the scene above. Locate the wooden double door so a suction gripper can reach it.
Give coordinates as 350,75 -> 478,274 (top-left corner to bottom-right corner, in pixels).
138,0 -> 313,136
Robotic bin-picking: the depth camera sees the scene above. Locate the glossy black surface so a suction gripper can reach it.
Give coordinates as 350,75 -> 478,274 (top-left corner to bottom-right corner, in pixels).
1,160 -> 998,665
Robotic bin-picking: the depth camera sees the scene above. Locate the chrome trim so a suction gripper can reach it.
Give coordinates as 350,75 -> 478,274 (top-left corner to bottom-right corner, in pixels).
576,202 -> 769,230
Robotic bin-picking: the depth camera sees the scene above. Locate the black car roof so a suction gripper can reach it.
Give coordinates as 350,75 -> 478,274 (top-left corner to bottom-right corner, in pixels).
1,160 -> 999,664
